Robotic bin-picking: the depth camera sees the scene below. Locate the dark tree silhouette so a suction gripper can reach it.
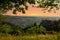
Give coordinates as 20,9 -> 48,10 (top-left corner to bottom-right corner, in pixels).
0,0 -> 60,14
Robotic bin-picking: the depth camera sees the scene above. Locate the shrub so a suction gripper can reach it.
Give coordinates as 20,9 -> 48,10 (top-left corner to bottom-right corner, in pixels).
0,24 -> 13,34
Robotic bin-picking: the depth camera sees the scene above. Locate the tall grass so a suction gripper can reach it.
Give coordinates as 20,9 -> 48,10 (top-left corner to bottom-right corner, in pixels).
0,34 -> 58,40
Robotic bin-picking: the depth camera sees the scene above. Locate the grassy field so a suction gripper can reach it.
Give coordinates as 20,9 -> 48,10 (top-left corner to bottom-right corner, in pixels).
0,34 -> 58,40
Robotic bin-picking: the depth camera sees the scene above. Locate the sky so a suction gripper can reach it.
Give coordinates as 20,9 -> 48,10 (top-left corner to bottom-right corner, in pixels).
4,6 -> 60,17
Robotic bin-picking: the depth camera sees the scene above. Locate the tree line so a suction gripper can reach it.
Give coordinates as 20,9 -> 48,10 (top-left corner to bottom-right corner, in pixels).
0,15 -> 60,36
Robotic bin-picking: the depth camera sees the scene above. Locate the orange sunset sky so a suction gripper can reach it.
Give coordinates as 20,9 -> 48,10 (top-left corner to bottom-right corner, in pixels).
4,6 -> 60,17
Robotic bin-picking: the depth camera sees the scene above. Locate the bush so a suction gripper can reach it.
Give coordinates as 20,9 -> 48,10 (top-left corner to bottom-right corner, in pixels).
37,26 -> 46,34
26,26 -> 37,35
0,24 -> 13,34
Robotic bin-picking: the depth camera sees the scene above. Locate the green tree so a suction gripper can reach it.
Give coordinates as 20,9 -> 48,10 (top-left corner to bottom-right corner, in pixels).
0,24 -> 13,34
0,15 -> 8,28
38,26 -> 46,34
25,26 -> 36,35
25,24 -> 46,35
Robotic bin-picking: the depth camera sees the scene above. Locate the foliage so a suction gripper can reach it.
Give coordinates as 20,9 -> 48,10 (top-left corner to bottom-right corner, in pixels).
0,24 -> 13,34
38,26 -> 46,34
0,0 -> 60,14
40,20 -> 60,31
0,0 -> 35,14
0,19 -> 60,35
25,23 -> 47,35
0,15 -> 60,35
38,0 -> 60,12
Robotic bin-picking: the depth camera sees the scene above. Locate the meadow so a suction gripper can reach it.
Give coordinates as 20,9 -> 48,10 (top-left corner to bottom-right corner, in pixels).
0,34 -> 58,40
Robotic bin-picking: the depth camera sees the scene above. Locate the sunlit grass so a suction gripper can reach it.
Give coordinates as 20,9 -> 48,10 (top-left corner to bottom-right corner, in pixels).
0,34 -> 58,40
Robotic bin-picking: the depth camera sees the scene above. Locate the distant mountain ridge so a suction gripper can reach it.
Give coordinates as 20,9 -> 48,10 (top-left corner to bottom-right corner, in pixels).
6,16 -> 60,28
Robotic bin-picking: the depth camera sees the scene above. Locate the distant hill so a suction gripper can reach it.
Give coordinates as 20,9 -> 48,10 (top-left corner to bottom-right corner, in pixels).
6,16 -> 60,29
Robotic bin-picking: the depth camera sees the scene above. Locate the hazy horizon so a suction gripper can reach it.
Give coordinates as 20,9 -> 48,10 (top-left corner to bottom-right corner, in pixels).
4,6 -> 60,17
